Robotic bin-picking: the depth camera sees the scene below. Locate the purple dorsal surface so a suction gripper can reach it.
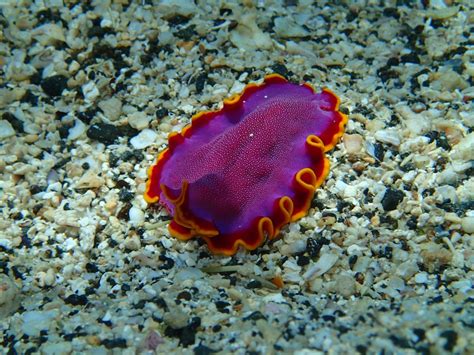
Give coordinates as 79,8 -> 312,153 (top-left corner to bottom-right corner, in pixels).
145,74 -> 347,255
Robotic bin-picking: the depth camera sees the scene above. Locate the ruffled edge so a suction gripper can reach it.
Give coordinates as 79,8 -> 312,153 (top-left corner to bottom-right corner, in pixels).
144,74 -> 347,255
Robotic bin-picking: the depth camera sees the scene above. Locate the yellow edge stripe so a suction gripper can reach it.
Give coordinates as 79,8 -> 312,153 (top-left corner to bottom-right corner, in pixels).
204,216 -> 274,256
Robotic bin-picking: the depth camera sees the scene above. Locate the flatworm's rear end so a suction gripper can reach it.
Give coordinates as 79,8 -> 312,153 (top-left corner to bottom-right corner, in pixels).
145,74 -> 347,255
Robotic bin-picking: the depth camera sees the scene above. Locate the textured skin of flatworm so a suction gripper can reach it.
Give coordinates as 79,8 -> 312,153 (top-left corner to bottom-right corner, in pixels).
145,74 -> 347,255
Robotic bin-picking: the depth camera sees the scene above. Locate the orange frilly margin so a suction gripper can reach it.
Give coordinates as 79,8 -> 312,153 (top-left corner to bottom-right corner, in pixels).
144,74 -> 348,255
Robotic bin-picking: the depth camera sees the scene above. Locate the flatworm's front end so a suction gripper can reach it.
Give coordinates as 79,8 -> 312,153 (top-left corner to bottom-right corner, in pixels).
145,74 -> 347,255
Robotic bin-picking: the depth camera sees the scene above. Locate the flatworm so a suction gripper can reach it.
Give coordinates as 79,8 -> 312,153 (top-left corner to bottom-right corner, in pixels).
145,74 -> 347,255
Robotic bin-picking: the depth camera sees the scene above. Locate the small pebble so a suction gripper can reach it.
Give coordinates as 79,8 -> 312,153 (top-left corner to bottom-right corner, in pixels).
0,120 -> 15,139
461,216 -> 474,234
127,111 -> 151,130
130,128 -> 158,149
129,206 -> 145,226
64,294 -> 88,306
303,253 -> 339,280
67,119 -> 87,140
343,133 -> 364,154
21,310 -> 59,336
87,123 -> 125,145
332,274 -> 356,297
98,97 -> 123,121
164,309 -> 189,329
0,275 -> 21,318
273,16 -> 309,38
41,75 -> 68,97
229,13 -> 272,50
2,112 -> 24,133
82,81 -> 100,102
414,272 -> 428,284
124,235 -> 141,250
374,129 -> 400,146
381,188 -> 404,211
41,342 -> 73,354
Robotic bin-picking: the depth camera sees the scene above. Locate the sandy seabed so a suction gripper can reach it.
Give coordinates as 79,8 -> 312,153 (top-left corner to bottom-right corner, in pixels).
0,0 -> 473,354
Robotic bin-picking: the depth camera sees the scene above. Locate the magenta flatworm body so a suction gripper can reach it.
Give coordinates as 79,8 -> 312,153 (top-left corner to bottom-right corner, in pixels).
145,74 -> 347,255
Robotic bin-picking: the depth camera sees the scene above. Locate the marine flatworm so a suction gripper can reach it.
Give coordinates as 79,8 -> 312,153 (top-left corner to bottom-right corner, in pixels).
145,74 -> 347,255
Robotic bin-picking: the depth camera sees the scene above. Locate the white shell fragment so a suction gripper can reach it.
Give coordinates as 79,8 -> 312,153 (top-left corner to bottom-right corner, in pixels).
130,129 -> 158,149
374,129 -> 401,146
0,120 -> 15,139
303,253 -> 339,280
